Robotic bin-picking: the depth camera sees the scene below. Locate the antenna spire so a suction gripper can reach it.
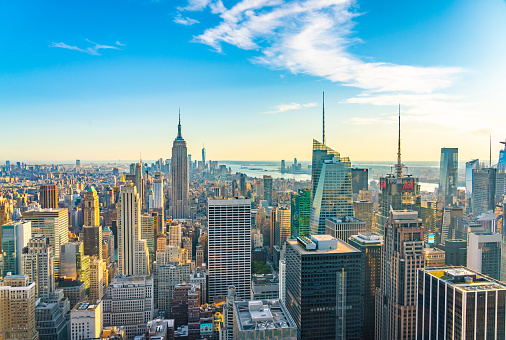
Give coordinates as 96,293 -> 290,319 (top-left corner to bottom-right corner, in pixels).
177,108 -> 182,138
395,104 -> 403,178
322,91 -> 325,145
490,134 -> 492,167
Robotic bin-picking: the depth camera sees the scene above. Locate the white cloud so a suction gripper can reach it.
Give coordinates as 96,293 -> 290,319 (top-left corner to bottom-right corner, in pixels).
174,13 -> 200,25
264,102 -> 317,114
51,40 -> 121,56
115,41 -> 126,46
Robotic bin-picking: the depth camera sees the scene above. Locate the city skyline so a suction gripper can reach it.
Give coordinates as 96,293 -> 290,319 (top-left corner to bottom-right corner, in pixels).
2,0 -> 505,162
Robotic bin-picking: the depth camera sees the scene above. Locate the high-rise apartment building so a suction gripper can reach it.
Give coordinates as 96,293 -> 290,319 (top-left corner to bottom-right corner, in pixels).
102,275 -> 154,338
467,232 -> 502,280
290,188 -> 311,238
83,225 -> 102,259
22,235 -> 55,298
439,147 -> 459,206
117,184 -> 149,275
2,220 -> 31,275
310,140 -> 353,235
83,186 -> 100,227
285,235 -> 363,339
170,114 -> 190,219
23,208 -> 69,277
263,175 -> 273,206
348,232 -> 382,340
325,216 -> 366,242
0,274 -> 39,340
417,267 -> 506,339
375,210 -> 424,340
40,185 -> 58,209
208,198 -> 251,301
275,207 -> 290,248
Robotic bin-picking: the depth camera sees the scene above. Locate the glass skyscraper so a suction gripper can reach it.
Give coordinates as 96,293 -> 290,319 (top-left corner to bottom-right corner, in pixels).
439,147 -> 458,206
290,189 -> 311,238
310,140 -> 353,235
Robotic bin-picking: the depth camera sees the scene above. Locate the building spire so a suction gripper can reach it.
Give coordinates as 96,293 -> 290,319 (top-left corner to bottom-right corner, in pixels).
395,104 -> 403,178
177,108 -> 182,139
490,134 -> 492,167
322,91 -> 325,145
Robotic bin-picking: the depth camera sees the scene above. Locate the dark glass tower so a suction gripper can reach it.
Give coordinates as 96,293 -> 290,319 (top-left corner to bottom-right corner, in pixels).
290,188 -> 311,238
439,147 -> 458,206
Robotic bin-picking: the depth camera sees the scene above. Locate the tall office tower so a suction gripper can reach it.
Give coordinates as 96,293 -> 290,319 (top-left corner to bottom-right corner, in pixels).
89,258 -> 107,302
83,186 -> 100,226
291,189 -> 311,238
262,175 -> 273,205
60,242 -> 90,294
239,173 -> 247,197
275,207 -> 291,248
70,301 -> 103,340
117,184 -> 149,275
40,184 -> 58,209
472,167 -> 496,216
325,216 -> 366,242
141,214 -> 156,264
170,114 -> 190,219
467,231 -> 502,280
348,233 -> 382,340
0,274 -> 38,340
102,227 -> 115,264
22,235 -> 55,298
168,222 -> 182,247
439,147 -> 459,206
134,162 -> 143,206
83,226 -> 102,259
375,209 -> 424,340
417,267 -> 506,339
201,144 -> 206,166
23,208 -> 69,277
102,275 -> 154,338
310,140 -> 353,235
278,259 -> 286,301
285,235 -> 363,339
75,159 -> 81,173
465,159 -> 480,198
420,200 -> 437,237
269,207 -> 276,254
233,299 -> 297,339
442,239 -> 467,266
152,172 -> 164,209
351,168 -> 368,194
377,110 -> 421,235
353,200 -> 374,232
208,198 -> 251,301
2,220 -> 31,275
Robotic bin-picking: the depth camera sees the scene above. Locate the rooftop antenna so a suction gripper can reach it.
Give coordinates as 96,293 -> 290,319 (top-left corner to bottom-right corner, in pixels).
177,108 -> 182,138
395,104 -> 403,178
490,134 -> 492,168
322,91 -> 325,145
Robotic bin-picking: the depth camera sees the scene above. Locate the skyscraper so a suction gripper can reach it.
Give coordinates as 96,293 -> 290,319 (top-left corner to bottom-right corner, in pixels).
325,216 -> 366,242
2,220 -> 31,275
290,188 -> 311,238
60,242 -> 90,294
117,184 -> 149,275
310,139 -> 353,235
417,267 -> 506,339
465,159 -> 479,196
471,167 -> 496,216
40,185 -> 58,209
152,172 -> 164,209
439,147 -> 458,206
21,235 -> 55,298
207,198 -> 251,301
262,175 -> 273,206
23,208 -> 69,277
170,113 -> 190,219
351,168 -> 368,194
375,210 -> 424,340
201,144 -> 206,166
467,231 -> 502,280
275,207 -> 290,248
285,235 -> 363,339
83,186 -> 100,227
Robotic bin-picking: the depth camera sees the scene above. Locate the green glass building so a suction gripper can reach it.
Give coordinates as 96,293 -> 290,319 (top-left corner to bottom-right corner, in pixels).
290,189 -> 311,238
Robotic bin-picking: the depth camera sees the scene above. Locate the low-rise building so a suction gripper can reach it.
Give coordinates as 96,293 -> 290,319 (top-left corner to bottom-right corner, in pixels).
70,301 -> 103,340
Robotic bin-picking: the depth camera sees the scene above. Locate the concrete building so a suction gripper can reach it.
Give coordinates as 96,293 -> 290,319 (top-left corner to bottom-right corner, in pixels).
375,210 -> 424,340
102,275 -> 154,338
83,225 -> 103,259
353,200 -> 374,232
285,235 -> 363,340
40,184 -> 58,209
467,232 -> 502,280
168,222 -> 182,247
35,290 -> 70,340
70,301 -> 103,340
57,279 -> 86,310
156,262 -> 190,317
417,267 -> 506,339
233,299 -> 297,339
1,220 -> 31,275
325,216 -> 366,242
0,274 -> 38,340
208,198 -> 251,301
145,319 -> 174,340
23,208 -> 69,277
423,247 -> 446,268
60,242 -> 90,294
83,186 -> 100,227
89,258 -> 107,302
22,235 -> 55,298
251,274 -> 279,300
442,239 -> 467,266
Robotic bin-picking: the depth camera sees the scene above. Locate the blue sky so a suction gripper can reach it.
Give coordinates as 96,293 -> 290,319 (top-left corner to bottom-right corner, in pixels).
1,0 -> 505,162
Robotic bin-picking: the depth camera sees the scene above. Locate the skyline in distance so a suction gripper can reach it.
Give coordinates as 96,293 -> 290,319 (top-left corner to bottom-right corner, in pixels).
1,0 -> 505,162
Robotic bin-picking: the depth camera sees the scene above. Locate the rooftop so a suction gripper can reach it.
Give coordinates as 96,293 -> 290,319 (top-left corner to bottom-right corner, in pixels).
425,267 -> 506,292
72,301 -> 100,312
327,216 -> 364,224
234,299 -> 296,332
350,232 -> 383,244
288,236 -> 359,255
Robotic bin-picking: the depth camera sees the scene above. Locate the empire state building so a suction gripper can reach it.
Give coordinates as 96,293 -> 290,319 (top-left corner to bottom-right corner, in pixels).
169,113 -> 190,219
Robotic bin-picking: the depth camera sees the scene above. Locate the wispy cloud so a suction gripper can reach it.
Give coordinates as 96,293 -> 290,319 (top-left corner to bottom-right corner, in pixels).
174,13 -> 200,25
51,39 -> 122,56
264,102 -> 316,114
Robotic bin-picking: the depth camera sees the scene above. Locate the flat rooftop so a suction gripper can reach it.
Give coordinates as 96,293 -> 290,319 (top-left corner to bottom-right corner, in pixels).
72,302 -> 100,312
287,237 -> 360,255
327,216 -> 364,224
425,267 -> 506,292
234,299 -> 296,332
